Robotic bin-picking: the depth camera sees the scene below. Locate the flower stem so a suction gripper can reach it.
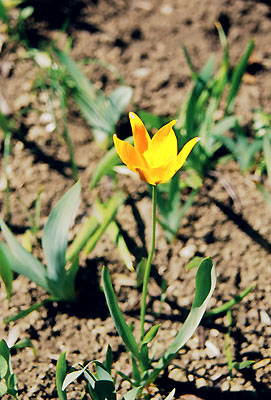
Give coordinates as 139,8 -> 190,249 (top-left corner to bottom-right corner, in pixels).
140,185 -> 157,342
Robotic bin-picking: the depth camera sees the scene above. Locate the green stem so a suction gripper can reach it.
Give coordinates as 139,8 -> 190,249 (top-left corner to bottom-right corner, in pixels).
140,185 -> 157,342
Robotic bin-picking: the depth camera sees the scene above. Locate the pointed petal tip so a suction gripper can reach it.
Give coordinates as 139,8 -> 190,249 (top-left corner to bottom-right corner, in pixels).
129,111 -> 137,119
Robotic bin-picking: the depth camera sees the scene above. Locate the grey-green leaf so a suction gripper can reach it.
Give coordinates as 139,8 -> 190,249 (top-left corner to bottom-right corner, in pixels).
0,222 -> 49,291
42,181 -> 81,296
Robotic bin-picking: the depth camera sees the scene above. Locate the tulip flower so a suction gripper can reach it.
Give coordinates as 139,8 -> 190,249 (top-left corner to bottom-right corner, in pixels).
113,112 -> 200,185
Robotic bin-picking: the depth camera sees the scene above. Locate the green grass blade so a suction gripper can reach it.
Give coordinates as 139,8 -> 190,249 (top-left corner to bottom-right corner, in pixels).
102,266 -> 140,359
0,221 -> 49,291
227,39 -> 254,113
0,242 -> 13,300
42,181 -> 81,298
205,283 -> 255,318
4,298 -> 53,324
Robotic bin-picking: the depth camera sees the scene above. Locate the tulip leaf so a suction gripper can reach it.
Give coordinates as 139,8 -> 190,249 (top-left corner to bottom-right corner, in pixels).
227,39 -> 254,113
0,381 -> 7,396
164,257 -> 216,358
102,266 -> 140,360
107,86 -> 133,126
122,386 -> 142,400
94,362 -> 114,382
104,345 -> 113,374
94,198 -> 133,271
185,256 -> 205,271
164,389 -> 176,400
90,146 -> 120,188
0,354 -> 8,379
0,242 -> 13,300
42,181 -> 81,300
66,216 -> 98,262
0,221 -> 49,291
55,49 -> 132,146
142,324 -> 160,346
62,369 -> 85,391
142,258 -> 216,386
56,352 -> 67,400
83,192 -> 124,255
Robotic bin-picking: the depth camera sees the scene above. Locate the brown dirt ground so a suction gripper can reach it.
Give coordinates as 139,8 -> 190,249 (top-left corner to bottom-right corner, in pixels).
0,0 -> 271,399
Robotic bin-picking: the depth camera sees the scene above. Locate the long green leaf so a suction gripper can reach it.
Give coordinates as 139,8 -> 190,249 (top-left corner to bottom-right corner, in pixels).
0,242 -> 13,300
227,39 -> 254,113
42,181 -> 81,298
94,200 -> 133,271
185,55 -> 215,138
56,352 -> 67,400
83,192 -> 124,255
102,266 -> 140,359
143,257 -> 216,386
166,257 -> 215,354
0,222 -> 49,291
4,298 -> 52,324
0,340 -> 11,377
66,216 -> 98,262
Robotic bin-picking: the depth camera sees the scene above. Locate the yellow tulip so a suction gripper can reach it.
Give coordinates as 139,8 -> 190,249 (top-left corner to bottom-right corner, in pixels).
1,0 -> 23,8
113,112 -> 200,186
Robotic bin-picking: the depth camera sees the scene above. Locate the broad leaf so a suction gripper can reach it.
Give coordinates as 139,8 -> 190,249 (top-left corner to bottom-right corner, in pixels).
122,386 -> 141,400
164,257 -> 216,357
42,181 -> 81,299
0,222 -> 49,291
142,258 -> 216,386
62,369 -> 85,391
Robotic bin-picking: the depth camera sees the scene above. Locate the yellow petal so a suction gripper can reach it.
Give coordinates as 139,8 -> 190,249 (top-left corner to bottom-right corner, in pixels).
113,134 -> 146,173
175,137 -> 200,172
143,120 -> 177,168
136,161 -> 176,186
129,112 -> 151,154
